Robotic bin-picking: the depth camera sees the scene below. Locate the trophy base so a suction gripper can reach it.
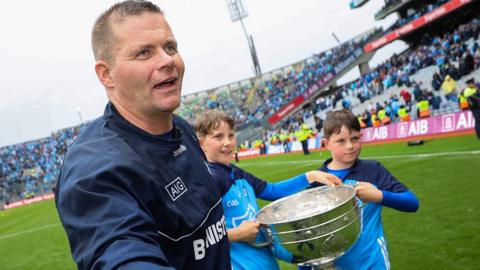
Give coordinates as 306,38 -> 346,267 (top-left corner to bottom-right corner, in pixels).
297,258 -> 336,270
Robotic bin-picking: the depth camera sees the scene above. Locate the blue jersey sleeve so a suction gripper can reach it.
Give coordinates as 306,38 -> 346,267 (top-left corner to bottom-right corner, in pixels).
257,174 -> 309,201
381,190 -> 419,212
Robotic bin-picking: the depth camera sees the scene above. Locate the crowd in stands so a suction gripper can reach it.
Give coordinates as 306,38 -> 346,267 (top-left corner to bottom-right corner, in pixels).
333,17 -> 480,113
178,30 -> 378,129
178,11 -> 478,134
246,17 -> 480,148
178,84 -> 253,129
252,39 -> 364,115
0,126 -> 82,204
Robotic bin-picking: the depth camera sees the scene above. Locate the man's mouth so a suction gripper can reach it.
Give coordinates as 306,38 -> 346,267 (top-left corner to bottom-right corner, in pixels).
154,77 -> 178,90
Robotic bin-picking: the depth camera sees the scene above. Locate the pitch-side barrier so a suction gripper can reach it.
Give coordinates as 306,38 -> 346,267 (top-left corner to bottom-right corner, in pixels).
3,193 -> 54,210
239,110 -> 475,158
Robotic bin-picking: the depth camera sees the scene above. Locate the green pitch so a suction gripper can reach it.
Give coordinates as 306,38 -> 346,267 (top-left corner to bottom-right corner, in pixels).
0,134 -> 479,270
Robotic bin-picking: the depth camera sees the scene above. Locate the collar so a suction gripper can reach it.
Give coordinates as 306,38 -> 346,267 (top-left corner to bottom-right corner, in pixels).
320,158 -> 360,174
208,161 -> 237,180
208,161 -> 231,170
104,102 -> 182,145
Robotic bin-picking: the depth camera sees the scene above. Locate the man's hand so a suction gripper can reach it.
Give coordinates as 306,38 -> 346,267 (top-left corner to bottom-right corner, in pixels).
355,182 -> 383,203
305,171 -> 342,186
227,220 -> 260,243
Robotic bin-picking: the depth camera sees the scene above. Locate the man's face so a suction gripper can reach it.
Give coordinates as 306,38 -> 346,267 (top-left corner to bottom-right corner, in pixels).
199,121 -> 236,165
102,12 -> 185,117
323,125 -> 361,169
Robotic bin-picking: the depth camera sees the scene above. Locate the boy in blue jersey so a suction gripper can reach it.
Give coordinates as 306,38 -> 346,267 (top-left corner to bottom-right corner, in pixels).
195,110 -> 342,270
314,109 -> 419,270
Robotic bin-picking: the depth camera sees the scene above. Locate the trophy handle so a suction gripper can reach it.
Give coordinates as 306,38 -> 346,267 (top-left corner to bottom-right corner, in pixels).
249,225 -> 273,248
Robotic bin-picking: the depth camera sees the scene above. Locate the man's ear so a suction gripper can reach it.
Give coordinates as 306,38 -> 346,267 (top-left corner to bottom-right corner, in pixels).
95,60 -> 115,89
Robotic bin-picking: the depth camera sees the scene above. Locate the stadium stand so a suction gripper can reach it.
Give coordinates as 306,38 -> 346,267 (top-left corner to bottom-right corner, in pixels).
177,28 -> 381,129
248,14 -> 480,149
0,126 -> 82,204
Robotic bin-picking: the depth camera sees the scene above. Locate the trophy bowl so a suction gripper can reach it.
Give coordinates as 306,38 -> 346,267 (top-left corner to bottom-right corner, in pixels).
255,185 -> 362,266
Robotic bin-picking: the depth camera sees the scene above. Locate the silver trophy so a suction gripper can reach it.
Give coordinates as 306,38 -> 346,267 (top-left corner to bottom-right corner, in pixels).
254,185 -> 363,270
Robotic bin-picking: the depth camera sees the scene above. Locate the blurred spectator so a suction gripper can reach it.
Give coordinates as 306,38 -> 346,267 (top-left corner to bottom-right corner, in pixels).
314,115 -> 323,133
463,79 -> 480,138
441,75 -> 457,102
295,124 -> 313,155
432,72 -> 443,91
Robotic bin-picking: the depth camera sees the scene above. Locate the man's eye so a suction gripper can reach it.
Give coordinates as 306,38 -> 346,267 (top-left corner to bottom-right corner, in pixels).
165,44 -> 178,54
136,50 -> 150,58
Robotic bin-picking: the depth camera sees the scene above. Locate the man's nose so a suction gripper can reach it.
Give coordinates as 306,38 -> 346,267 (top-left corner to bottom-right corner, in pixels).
155,49 -> 175,71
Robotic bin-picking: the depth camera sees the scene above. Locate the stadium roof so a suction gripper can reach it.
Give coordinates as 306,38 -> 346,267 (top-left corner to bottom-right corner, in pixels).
374,0 -> 416,21
364,0 -> 476,53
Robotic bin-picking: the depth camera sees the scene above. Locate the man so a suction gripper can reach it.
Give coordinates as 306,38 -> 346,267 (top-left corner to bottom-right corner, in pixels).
295,124 -> 312,155
55,1 -> 231,269
464,79 -> 480,139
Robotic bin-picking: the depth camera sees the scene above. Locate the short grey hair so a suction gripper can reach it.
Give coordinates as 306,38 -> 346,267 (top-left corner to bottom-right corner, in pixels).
91,0 -> 164,63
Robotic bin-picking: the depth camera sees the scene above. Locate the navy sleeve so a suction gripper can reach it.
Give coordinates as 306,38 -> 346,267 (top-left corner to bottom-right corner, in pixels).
382,190 -> 419,212
232,166 -> 268,195
257,174 -> 309,201
373,161 -> 408,192
56,163 -> 173,270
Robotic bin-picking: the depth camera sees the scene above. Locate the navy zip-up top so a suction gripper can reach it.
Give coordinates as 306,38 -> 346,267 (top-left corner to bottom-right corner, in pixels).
55,103 -> 231,270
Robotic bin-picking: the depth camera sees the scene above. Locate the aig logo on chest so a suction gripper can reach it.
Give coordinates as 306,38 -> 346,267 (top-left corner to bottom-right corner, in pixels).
165,177 -> 188,201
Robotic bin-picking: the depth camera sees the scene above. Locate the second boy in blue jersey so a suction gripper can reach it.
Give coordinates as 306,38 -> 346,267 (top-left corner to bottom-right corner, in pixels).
195,110 -> 342,270
312,109 -> 420,270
